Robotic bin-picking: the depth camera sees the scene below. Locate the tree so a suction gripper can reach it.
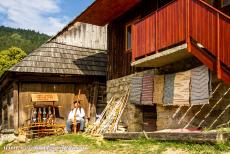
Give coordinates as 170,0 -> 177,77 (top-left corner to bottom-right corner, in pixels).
0,47 -> 27,76
0,26 -> 50,53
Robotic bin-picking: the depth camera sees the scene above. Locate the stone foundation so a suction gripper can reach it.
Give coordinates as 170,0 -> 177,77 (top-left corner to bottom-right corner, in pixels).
107,57 -> 230,131
107,69 -> 158,132
157,73 -> 230,130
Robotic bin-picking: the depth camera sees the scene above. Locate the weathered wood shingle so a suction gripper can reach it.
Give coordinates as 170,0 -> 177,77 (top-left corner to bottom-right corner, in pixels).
9,42 -> 107,76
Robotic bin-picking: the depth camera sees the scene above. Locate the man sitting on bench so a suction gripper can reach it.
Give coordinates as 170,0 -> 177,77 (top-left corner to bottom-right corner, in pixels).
66,100 -> 85,133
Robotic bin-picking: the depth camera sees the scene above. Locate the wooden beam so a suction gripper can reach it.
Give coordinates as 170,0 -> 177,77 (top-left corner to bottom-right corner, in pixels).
217,13 -> 222,79
103,132 -> 230,143
186,0 -> 191,52
190,43 -> 215,71
73,90 -> 81,134
90,82 -> 99,123
13,82 -> 19,129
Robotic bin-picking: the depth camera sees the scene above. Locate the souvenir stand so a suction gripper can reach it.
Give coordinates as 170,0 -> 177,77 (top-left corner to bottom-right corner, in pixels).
22,93 -> 65,138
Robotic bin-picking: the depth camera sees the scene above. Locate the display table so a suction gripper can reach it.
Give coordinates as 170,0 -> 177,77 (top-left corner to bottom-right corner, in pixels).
22,123 -> 65,138
21,93 -> 65,138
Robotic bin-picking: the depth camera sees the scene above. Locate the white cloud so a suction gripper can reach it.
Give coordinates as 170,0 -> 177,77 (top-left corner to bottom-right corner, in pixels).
0,0 -> 69,35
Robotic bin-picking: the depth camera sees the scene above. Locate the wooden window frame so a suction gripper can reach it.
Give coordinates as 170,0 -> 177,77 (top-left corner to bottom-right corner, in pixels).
125,23 -> 133,52
125,17 -> 140,53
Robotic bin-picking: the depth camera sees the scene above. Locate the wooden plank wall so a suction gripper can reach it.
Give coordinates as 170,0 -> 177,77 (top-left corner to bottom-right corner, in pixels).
219,15 -> 230,68
0,85 -> 14,129
132,0 -> 186,61
13,83 -> 19,129
190,0 -> 218,57
17,82 -> 106,127
96,83 -> 107,115
18,83 -> 78,127
1,94 -> 7,128
53,22 -> 107,50
189,0 -> 230,76
8,90 -> 14,129
190,0 -> 230,68
107,0 -> 172,80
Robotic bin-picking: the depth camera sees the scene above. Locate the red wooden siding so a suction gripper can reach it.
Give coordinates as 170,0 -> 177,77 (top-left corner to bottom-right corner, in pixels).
190,0 -> 230,69
189,0 -> 230,69
219,16 -> 230,68
132,0 -> 230,84
132,14 -> 156,60
132,0 -> 186,61
190,0 -> 218,57
157,0 -> 186,50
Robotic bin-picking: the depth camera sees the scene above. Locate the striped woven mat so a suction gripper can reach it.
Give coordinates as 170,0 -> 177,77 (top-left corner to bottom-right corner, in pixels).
153,75 -> 164,105
190,65 -> 210,105
173,70 -> 191,106
141,75 -> 154,106
163,74 -> 175,106
130,77 -> 143,105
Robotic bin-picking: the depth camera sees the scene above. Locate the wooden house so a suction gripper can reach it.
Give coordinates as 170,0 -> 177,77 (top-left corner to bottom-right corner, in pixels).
0,22 -> 107,130
76,0 -> 230,132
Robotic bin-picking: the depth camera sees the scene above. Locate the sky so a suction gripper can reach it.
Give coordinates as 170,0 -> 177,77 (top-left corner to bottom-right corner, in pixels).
0,0 -> 95,36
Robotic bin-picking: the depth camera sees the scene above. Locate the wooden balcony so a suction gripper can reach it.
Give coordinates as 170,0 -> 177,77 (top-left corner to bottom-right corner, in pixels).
132,0 -> 187,63
131,0 -> 230,85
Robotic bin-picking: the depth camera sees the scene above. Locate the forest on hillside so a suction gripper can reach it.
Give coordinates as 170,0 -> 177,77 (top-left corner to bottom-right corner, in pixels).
0,26 -> 50,77
0,26 -> 50,53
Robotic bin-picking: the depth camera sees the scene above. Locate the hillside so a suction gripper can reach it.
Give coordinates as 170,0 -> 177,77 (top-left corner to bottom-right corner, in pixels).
0,26 -> 50,53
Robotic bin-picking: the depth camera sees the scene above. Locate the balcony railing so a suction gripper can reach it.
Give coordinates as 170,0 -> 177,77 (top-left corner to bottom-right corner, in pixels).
132,0 -> 186,60
132,0 -> 230,70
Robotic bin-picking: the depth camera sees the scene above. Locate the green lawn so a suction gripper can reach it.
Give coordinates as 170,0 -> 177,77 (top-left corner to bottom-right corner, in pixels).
0,134 -> 229,154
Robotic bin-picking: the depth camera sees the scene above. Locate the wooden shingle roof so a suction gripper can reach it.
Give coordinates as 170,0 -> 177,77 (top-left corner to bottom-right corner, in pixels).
9,42 -> 107,76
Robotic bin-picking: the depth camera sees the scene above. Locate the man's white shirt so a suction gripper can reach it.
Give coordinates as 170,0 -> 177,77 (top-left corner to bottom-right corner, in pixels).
68,108 -> 85,121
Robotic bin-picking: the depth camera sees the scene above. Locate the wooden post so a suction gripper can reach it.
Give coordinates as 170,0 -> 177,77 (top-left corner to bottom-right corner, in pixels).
132,24 -> 135,62
156,0 -> 158,53
156,10 -> 158,53
53,101 -> 55,124
73,90 -> 81,134
186,0 -> 191,52
1,106 -> 4,128
90,82 -> 99,123
13,82 -> 19,129
217,13 -> 221,79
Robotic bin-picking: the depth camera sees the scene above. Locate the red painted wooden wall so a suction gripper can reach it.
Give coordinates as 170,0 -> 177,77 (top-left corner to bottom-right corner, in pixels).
132,0 -> 230,85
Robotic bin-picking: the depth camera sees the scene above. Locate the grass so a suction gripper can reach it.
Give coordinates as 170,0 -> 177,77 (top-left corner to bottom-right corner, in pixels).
0,134 -> 229,154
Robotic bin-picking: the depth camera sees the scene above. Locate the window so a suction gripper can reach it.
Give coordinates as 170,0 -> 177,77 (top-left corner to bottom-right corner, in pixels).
125,24 -> 132,51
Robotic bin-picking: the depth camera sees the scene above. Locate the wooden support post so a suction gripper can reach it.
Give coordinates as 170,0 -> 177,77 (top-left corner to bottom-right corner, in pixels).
53,101 -> 55,124
156,10 -> 158,53
186,0 -> 191,52
156,0 -> 158,53
217,13 -> 222,79
13,82 -> 19,129
73,90 -> 81,134
90,82 -> 99,123
0,108 -> 2,128
132,25 -> 135,62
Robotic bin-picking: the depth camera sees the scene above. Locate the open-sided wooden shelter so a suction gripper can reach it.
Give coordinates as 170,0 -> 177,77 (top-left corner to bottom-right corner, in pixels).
0,22 -> 107,130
